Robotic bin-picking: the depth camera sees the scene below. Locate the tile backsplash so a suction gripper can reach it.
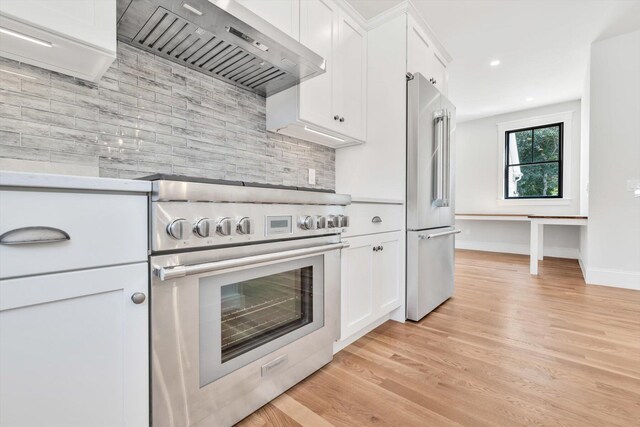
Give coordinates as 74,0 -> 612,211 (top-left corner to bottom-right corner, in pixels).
0,42 -> 335,189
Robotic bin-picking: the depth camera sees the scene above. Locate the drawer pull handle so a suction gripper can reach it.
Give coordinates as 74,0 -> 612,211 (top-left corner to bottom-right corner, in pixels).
372,216 -> 382,224
0,226 -> 70,245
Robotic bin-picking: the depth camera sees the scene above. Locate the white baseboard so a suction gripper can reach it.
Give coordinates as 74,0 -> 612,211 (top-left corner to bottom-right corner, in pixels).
333,314 -> 389,354
585,267 -> 640,290
456,240 -> 579,259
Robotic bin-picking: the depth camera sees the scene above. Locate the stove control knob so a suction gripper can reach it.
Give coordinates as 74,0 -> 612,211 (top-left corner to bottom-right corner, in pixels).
316,215 -> 326,229
326,215 -> 339,228
236,217 -> 254,235
299,216 -> 316,230
167,218 -> 190,240
338,215 -> 349,228
194,218 -> 215,238
216,217 -> 232,236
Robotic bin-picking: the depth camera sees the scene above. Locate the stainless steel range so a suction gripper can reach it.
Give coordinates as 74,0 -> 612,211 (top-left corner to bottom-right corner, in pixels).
144,175 -> 350,427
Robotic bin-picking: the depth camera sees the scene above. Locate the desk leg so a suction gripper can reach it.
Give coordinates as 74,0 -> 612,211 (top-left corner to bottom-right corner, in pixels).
538,224 -> 544,261
530,221 -> 539,275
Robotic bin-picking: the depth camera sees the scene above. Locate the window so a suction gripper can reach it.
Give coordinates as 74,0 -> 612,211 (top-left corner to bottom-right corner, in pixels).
504,123 -> 563,199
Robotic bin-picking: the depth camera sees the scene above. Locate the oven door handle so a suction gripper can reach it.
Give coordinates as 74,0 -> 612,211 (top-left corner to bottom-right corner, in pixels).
156,241 -> 350,281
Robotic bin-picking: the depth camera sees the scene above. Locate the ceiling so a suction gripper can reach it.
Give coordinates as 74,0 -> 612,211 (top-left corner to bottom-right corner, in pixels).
346,0 -> 640,122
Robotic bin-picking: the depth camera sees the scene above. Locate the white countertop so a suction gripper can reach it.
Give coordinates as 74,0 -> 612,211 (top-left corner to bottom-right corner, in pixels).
0,171 -> 151,193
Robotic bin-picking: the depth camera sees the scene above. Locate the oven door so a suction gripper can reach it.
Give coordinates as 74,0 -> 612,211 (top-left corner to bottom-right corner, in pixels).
150,235 -> 344,427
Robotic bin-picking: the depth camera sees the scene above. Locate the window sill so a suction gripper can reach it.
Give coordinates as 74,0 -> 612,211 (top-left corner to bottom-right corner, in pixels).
496,198 -> 572,206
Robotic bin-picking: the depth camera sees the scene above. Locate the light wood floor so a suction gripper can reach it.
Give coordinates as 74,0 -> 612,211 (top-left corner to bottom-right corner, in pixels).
238,250 -> 640,426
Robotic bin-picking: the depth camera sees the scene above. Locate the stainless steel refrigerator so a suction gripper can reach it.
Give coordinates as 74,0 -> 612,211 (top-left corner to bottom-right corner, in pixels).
406,73 -> 460,321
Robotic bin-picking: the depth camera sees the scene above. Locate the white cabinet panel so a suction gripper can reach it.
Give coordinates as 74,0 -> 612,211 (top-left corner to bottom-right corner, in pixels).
266,0 -> 367,147
340,236 -> 375,339
0,190 -> 147,279
0,263 -> 149,427
336,11 -> 366,140
407,20 -> 433,80
343,202 -> 404,237
375,235 -> 402,313
0,0 -> 116,81
340,231 -> 403,340
432,51 -> 448,95
236,0 -> 300,40
299,0 -> 337,131
407,16 -> 448,96
0,0 -> 115,51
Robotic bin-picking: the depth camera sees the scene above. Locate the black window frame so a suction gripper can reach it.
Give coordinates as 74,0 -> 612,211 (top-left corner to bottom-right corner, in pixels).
504,122 -> 564,199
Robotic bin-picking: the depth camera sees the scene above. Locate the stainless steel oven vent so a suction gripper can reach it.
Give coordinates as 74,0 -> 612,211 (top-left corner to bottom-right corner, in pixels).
117,0 -> 326,96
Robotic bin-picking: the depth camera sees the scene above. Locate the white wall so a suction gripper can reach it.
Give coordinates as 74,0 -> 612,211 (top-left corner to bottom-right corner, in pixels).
455,100 -> 583,258
584,29 -> 640,289
579,60 -> 591,272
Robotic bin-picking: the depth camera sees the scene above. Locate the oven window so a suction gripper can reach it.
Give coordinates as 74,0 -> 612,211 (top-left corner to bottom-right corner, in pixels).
198,254 -> 325,387
220,266 -> 313,363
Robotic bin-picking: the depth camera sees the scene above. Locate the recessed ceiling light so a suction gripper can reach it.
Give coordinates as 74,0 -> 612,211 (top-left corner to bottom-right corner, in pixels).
490,60 -> 500,67
526,97 -> 533,102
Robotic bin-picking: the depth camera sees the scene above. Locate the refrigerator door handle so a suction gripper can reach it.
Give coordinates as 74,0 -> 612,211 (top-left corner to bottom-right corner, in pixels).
418,228 -> 462,240
443,110 -> 451,207
433,110 -> 445,207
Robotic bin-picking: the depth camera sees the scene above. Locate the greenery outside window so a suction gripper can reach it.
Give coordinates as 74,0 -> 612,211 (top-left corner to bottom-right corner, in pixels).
504,123 -> 563,199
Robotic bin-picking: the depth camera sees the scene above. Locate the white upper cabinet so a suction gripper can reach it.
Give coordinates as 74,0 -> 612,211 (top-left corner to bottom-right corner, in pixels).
235,0 -> 300,40
0,0 -> 116,82
266,0 -> 367,148
335,11 -> 367,140
407,16 -> 449,96
298,0 -> 338,132
407,19 -> 433,80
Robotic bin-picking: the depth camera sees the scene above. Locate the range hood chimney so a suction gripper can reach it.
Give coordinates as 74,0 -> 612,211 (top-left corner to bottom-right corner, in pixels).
117,0 -> 325,96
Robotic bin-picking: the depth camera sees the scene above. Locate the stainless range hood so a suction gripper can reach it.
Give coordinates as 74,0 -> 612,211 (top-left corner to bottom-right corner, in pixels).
117,0 -> 325,96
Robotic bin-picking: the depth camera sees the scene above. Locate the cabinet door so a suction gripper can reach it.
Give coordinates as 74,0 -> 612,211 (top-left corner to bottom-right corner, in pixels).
432,51 -> 448,95
374,232 -> 402,314
235,0 -> 300,40
0,0 -> 116,52
407,17 -> 433,81
335,11 -> 367,140
340,234 -> 375,340
0,264 -> 148,427
299,0 -> 338,131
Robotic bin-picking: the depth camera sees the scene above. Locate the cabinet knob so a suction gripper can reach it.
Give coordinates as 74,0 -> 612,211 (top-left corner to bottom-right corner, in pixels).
339,117 -> 345,122
131,292 -> 146,304
334,115 -> 339,120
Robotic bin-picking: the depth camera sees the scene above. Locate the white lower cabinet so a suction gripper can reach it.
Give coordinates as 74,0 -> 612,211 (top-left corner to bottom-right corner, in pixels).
0,184 -> 149,427
0,263 -> 149,427
340,230 -> 403,340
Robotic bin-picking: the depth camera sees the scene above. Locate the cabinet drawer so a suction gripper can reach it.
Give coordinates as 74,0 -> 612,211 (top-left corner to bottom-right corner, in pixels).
0,190 -> 147,278
343,203 -> 403,237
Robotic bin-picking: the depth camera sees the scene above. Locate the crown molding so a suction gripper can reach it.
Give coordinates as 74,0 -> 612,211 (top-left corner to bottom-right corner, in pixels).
334,0 -> 368,28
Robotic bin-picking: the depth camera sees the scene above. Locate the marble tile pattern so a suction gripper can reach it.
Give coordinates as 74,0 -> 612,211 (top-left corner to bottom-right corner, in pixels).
0,42 -> 335,189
